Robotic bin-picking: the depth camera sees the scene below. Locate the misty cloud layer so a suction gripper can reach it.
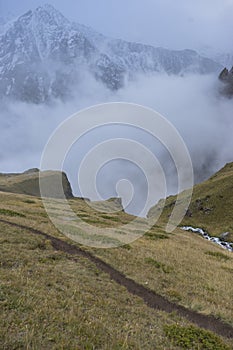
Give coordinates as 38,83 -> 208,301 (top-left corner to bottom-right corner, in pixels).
1,72 -> 232,215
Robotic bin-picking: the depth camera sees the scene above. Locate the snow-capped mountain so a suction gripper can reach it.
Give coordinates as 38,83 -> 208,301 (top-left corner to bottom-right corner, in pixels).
0,17 -> 5,32
0,4 -> 222,104
198,46 -> 233,69
210,53 -> 233,69
0,13 -> 14,33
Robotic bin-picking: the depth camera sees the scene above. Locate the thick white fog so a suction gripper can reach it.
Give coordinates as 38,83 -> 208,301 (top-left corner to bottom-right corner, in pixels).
1,72 -> 232,215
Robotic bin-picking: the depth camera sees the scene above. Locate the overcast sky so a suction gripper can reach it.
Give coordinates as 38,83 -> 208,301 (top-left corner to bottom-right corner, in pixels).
0,0 -> 232,52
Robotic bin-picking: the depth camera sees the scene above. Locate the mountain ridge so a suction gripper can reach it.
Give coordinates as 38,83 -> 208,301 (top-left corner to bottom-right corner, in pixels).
0,3 -> 222,103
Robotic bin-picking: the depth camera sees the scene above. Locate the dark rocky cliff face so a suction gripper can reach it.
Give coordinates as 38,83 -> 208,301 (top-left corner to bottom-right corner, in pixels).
218,66 -> 233,97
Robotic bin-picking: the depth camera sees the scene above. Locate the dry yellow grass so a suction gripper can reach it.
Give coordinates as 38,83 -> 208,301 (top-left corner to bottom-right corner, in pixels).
2,206 -> 224,349
0,163 -> 233,349
149,162 -> 233,239
1,189 -> 233,328
92,227 -> 233,326
1,222 -> 179,349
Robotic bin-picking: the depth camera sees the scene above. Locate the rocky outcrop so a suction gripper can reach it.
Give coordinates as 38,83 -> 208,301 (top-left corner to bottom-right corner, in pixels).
218,66 -> 233,97
0,169 -> 73,199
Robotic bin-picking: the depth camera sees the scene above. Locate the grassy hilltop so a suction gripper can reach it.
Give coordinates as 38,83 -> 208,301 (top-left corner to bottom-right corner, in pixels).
148,162 -> 233,240
0,168 -> 73,199
0,165 -> 233,349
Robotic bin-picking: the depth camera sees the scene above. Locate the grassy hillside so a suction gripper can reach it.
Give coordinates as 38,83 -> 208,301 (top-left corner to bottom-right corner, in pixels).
148,162 -> 233,240
0,164 -> 233,349
0,169 -> 73,199
1,218 -> 176,349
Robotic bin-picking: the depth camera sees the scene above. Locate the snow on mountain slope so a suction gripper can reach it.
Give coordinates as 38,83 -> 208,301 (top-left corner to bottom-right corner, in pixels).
0,4 -> 222,103
0,13 -> 15,34
198,46 -> 233,69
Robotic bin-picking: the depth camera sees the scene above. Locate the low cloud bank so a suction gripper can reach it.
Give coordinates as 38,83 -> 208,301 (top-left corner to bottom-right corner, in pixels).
0,72 -> 232,215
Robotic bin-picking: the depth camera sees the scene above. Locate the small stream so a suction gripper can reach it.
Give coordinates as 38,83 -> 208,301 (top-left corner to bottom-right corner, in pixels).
181,226 -> 233,252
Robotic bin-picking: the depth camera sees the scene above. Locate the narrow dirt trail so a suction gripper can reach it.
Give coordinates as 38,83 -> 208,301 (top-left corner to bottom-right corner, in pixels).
1,218 -> 233,339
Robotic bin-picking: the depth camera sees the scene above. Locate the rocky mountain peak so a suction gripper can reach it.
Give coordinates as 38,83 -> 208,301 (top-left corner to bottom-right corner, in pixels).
0,4 -> 222,104
219,66 -> 233,97
33,3 -> 70,27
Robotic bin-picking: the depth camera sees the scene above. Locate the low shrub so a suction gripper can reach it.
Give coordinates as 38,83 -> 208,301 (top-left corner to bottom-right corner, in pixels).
205,251 -> 230,261
0,208 -> 26,218
164,324 -> 230,350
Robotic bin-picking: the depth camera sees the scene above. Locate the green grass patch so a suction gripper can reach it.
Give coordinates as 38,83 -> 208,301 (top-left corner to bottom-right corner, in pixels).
145,258 -> 173,273
0,208 -> 26,218
167,289 -> 182,302
100,214 -> 120,221
76,213 -> 89,218
164,324 -> 231,350
145,232 -> 170,240
22,199 -> 36,204
221,266 -> 233,273
120,244 -> 131,250
205,251 -> 231,261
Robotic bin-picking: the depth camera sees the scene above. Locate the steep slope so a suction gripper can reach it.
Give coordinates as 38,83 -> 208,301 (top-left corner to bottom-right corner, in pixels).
0,168 -> 73,198
0,14 -> 14,33
148,162 -> 233,239
0,213 -> 180,350
0,4 -> 221,103
0,188 -> 232,348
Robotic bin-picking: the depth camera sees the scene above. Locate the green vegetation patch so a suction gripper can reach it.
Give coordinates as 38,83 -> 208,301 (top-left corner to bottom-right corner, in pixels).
205,251 -> 231,261
145,257 -> 173,273
0,208 -> 26,218
22,199 -> 36,204
164,324 -> 231,350
120,244 -> 131,250
100,214 -> 120,221
166,290 -> 182,302
145,231 -> 170,240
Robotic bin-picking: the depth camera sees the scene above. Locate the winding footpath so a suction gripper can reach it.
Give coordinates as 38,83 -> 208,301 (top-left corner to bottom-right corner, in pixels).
0,218 -> 233,339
